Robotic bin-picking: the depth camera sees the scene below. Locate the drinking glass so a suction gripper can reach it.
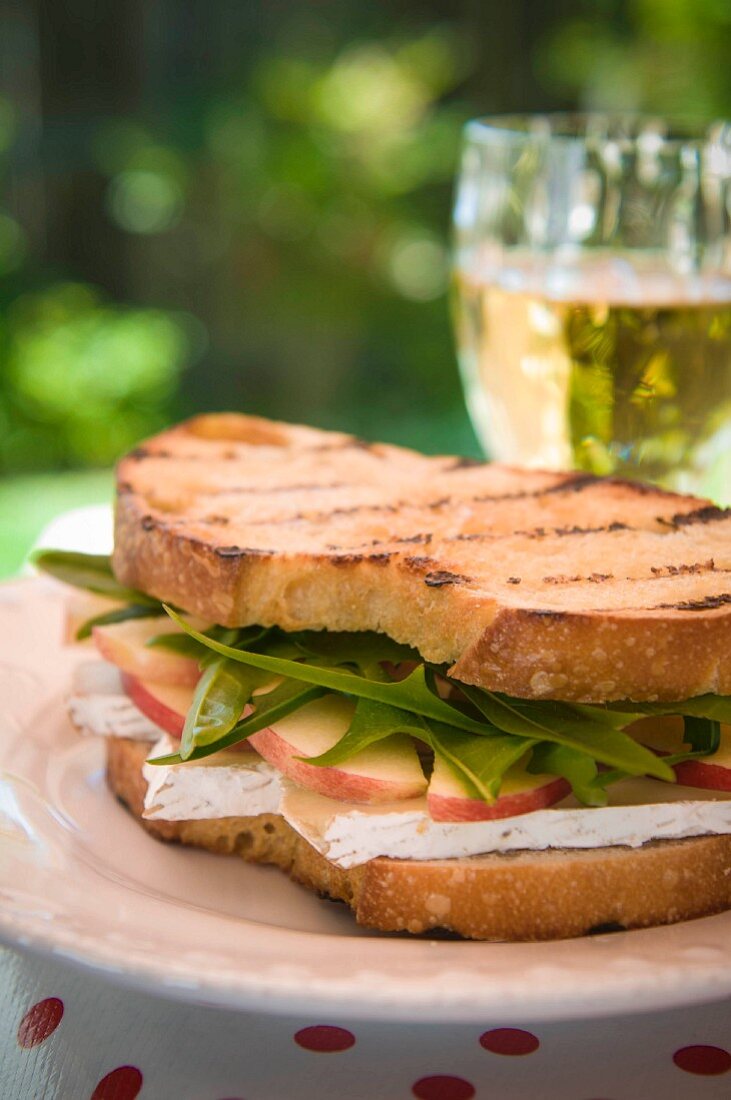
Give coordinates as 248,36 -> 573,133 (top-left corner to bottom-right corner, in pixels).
451,114 -> 731,500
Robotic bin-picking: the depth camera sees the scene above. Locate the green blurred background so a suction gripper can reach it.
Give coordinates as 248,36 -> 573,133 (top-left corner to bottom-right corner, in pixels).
1,0 -> 730,576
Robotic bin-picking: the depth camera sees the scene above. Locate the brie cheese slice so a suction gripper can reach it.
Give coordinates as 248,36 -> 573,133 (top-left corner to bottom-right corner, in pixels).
279,779 -> 731,869
142,735 -> 283,820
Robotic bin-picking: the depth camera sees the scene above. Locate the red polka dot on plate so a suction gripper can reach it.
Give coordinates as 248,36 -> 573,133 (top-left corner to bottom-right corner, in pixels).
411,1076 -> 475,1100
17,997 -> 64,1049
673,1045 -> 731,1076
90,1065 -> 143,1100
294,1025 -> 355,1052
479,1027 -> 540,1055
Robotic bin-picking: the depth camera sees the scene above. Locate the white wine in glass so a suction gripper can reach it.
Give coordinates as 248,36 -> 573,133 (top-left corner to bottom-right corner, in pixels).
452,116 -> 731,501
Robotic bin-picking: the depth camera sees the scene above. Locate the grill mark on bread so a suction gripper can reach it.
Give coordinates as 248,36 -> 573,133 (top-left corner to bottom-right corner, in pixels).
214,545 -> 275,558
661,505 -> 731,528
542,572 -> 614,585
424,570 -> 472,587
331,553 -> 364,566
307,436 -> 385,455
471,473 -> 597,504
650,560 -> 716,578
206,482 -> 350,496
470,473 -> 686,506
653,593 -> 731,611
401,556 -> 471,586
329,549 -> 409,565
403,555 -> 435,571
443,456 -> 487,471
367,552 -> 393,565
448,521 -> 630,542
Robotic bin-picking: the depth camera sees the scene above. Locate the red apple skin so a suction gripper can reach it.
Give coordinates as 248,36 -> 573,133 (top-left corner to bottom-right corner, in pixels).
93,619 -> 201,686
248,708 -> 424,805
121,672 -> 190,738
630,716 -> 731,792
672,759 -> 731,791
122,674 -> 261,754
427,758 -> 571,823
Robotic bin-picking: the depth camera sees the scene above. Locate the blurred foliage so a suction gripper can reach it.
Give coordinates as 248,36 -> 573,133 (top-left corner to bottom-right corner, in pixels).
0,282 -> 199,471
0,0 -> 730,478
537,0 -> 731,115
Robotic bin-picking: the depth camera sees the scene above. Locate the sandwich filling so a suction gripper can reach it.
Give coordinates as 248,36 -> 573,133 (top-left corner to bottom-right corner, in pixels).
43,549 -> 731,861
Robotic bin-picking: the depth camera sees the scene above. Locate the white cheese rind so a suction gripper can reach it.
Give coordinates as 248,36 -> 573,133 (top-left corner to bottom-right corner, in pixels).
68,678 -> 731,864
279,780 -> 731,869
68,693 -> 164,741
68,661 -> 164,741
142,736 -> 283,821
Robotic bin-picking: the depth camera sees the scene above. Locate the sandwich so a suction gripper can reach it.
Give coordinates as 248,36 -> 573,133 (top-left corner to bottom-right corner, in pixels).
37,413 -> 731,940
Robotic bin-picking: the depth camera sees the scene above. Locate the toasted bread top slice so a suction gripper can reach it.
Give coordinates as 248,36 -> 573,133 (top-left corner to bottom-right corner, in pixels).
113,414 -> 731,703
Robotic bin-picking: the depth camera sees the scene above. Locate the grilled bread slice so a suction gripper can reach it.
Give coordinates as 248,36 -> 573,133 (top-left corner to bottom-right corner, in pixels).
108,738 -> 731,941
113,413 -> 731,703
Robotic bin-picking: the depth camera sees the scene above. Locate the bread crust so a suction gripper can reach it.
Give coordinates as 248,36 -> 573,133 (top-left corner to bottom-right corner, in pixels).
108,738 -> 731,942
112,414 -> 731,702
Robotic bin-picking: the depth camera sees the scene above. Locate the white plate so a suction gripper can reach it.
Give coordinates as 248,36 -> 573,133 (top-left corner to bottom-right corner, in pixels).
1,577 -> 730,1022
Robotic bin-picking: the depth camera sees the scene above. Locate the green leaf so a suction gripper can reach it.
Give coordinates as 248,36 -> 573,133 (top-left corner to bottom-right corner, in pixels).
424,722 -> 533,802
149,681 -> 326,764
661,716 -> 722,766
528,742 -> 608,807
75,603 -> 164,640
620,695 -> 731,724
145,632 -> 209,658
570,702 -> 644,728
146,624 -> 261,665
290,631 -> 420,679
305,698 -> 530,804
462,687 -> 674,782
33,549 -> 160,606
682,716 -> 721,755
303,698 -> 419,767
180,657 -> 271,760
164,607 -> 493,735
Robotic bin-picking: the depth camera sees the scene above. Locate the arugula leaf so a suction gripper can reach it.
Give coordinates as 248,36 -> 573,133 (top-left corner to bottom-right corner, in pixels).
659,716 -> 722,766
303,698 -> 420,766
461,687 -> 674,782
180,658 -> 271,760
424,722 -> 533,802
290,631 -> 419,679
682,716 -> 721,755
618,695 -> 731,724
570,703 -> 644,728
527,743 -> 608,806
305,697 -> 531,803
33,549 -> 160,606
146,625 -> 260,667
165,607 -> 493,735
75,603 -> 163,640
146,632 -> 210,658
149,681 -> 326,764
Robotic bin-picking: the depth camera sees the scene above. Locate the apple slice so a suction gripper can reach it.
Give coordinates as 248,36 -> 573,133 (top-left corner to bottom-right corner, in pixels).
122,672 -> 194,738
93,617 -> 202,686
121,672 -> 268,751
248,695 -> 427,804
427,756 -> 570,822
631,716 -> 731,792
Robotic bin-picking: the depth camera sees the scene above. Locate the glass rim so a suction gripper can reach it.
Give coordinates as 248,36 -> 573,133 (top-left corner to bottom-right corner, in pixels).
464,112 -> 731,154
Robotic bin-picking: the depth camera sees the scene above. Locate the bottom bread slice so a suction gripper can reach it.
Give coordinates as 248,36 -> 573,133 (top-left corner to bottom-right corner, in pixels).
108,737 -> 731,942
